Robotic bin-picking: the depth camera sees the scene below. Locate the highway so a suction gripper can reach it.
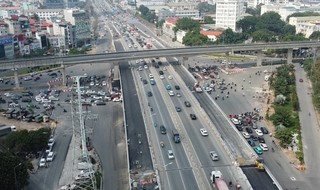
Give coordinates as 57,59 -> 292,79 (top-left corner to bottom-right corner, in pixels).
0,41 -> 320,69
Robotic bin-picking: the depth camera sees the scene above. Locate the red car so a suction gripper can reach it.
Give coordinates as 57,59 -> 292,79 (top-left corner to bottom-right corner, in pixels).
299,79 -> 303,82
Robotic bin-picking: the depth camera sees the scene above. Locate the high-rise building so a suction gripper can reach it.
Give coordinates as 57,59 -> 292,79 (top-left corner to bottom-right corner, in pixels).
215,0 -> 245,31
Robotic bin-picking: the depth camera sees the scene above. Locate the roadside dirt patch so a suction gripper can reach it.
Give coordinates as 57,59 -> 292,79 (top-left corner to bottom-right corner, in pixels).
0,115 -> 46,131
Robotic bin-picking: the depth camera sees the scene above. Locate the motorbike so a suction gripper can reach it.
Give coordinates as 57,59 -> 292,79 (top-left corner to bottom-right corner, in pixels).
160,141 -> 164,148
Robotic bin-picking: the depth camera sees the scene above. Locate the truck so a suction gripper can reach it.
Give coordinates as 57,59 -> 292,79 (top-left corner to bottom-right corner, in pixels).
0,125 -> 16,137
172,129 -> 180,143
210,170 -> 229,190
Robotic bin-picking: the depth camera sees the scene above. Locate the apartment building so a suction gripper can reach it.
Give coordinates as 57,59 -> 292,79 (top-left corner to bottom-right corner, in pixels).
0,34 -> 14,59
0,21 -> 9,36
215,0 -> 245,31
26,9 -> 63,20
289,16 -> 320,37
4,17 -> 22,35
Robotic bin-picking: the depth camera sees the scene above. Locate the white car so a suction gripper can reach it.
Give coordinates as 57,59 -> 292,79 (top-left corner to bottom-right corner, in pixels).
49,96 -> 59,101
149,74 -> 154,78
242,132 -> 250,139
48,138 -> 55,147
46,152 -> 55,162
90,82 -> 95,86
176,93 -> 181,97
163,67 -> 167,71
39,158 -> 46,167
102,81 -> 107,86
168,91 -> 175,96
144,65 -> 148,69
255,129 -> 263,136
209,151 -> 219,161
231,118 -> 241,125
138,66 -> 143,71
168,150 -> 175,159
168,75 -> 173,80
128,44 -> 132,48
160,75 -> 165,79
259,143 -> 268,151
200,128 -> 208,136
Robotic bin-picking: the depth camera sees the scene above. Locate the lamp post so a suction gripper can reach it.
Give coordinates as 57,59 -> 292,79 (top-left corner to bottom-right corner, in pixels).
14,163 -> 22,190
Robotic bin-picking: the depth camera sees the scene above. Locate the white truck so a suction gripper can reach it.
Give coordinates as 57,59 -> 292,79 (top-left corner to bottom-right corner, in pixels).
210,170 -> 229,190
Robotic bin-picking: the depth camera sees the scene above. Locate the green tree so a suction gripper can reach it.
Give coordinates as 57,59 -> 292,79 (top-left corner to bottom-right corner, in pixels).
33,13 -> 40,21
270,106 -> 293,127
283,33 -> 307,41
237,16 -> 258,34
252,29 -> 274,42
156,19 -> 165,28
275,128 -> 293,147
215,28 -> 246,44
174,18 -> 200,32
204,16 -> 214,24
183,30 -> 211,46
309,31 -> 320,40
287,11 -> 320,22
256,12 -> 286,34
197,2 -> 216,13
281,25 -> 296,36
0,152 -> 29,190
245,4 -> 262,16
138,5 -> 149,15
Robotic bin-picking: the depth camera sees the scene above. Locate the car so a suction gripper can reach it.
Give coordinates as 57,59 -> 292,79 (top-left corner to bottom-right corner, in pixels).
231,118 -> 241,125
299,78 -> 303,82
184,101 -> 191,107
247,140 -> 256,147
175,106 -> 181,112
45,145 -> 52,153
245,127 -> 253,134
150,79 -> 156,85
159,71 -> 164,75
255,129 -> 263,136
168,91 -> 175,96
168,75 -> 173,80
149,74 -> 154,78
175,85 -> 180,90
260,127 -> 269,134
250,135 -> 258,141
166,85 -> 171,90
138,66 -> 143,71
163,66 -> 167,71
235,124 -> 243,131
190,114 -> 197,120
258,136 -> 265,143
147,91 -> 153,97
155,64 -> 159,68
200,128 -> 208,136
242,132 -> 250,139
158,61 -> 162,65
48,138 -> 55,147
39,158 -> 46,167
23,76 -> 32,81
254,146 -> 263,155
160,75 -> 165,79
160,125 -> 166,134
102,81 -> 107,86
168,150 -> 175,159
176,93 -> 181,97
128,44 -> 132,48
90,82 -> 95,86
209,151 -> 219,161
144,65 -> 148,69
143,79 -> 148,84
259,143 -> 268,151
34,76 -> 41,81
46,152 -> 55,162
251,122 -> 258,129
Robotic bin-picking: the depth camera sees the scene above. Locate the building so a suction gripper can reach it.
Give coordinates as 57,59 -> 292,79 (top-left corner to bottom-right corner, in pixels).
175,10 -> 200,18
166,2 -> 198,10
47,35 -> 66,49
43,0 -> 64,9
25,9 -> 63,20
215,0 -> 245,31
0,34 -> 14,59
200,30 -> 222,41
4,17 -> 22,35
176,30 -> 187,43
52,21 -> 75,48
0,7 -> 20,19
289,16 -> 320,37
63,9 -> 91,47
158,9 -> 175,21
0,21 -> 9,36
162,17 -> 179,40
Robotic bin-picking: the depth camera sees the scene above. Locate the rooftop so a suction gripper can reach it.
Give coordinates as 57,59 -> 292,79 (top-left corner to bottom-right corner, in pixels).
200,30 -> 222,37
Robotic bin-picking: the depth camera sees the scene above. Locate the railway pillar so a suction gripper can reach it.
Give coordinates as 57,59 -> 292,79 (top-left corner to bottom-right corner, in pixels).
60,64 -> 67,86
256,50 -> 263,66
13,69 -> 20,88
287,48 -> 293,64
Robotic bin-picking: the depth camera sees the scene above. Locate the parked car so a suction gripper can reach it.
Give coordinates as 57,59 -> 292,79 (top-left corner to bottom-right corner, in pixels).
48,138 -> 55,147
242,132 -> 250,139
250,135 -> 258,141
235,124 -> 243,131
255,129 -> 263,136
258,136 -> 265,143
46,152 -> 55,162
245,127 -> 253,134
247,140 -> 256,147
260,127 -> 269,134
254,146 -> 263,155
39,158 -> 46,167
259,143 -> 268,151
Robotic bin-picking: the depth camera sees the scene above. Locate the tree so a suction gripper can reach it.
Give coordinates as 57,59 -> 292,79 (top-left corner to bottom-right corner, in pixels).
275,128 -> 293,147
138,5 -> 149,15
245,4 -> 262,16
215,28 -> 246,44
204,16 -> 214,24
287,11 -> 320,22
0,152 -> 29,190
175,18 -> 200,32
270,106 -> 293,127
237,16 -> 258,34
252,29 -> 274,42
183,30 -> 211,46
283,33 -> 307,41
281,25 -> 296,36
156,19 -> 165,28
309,31 -> 320,40
33,13 -> 40,21
256,12 -> 286,34
197,2 -> 216,13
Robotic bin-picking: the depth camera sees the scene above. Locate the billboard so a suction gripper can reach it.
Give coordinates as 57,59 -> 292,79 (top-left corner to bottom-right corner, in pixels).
0,35 -> 13,45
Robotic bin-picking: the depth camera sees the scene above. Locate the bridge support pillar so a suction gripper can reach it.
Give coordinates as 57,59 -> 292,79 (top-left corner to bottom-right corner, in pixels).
14,69 -> 20,88
256,50 -> 263,66
60,65 -> 67,86
287,48 -> 293,64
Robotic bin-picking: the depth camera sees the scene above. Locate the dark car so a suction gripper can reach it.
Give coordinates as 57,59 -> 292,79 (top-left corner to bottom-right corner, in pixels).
160,125 -> 166,134
155,64 -> 159,68
143,79 -> 148,84
245,127 -> 253,134
184,101 -> 191,107
175,85 -> 180,90
175,106 -> 181,112
247,140 -> 256,147
34,77 -> 41,81
21,98 -> 32,102
147,91 -> 153,97
250,135 -> 258,141
260,127 -> 269,134
190,114 -> 197,120
258,136 -> 265,143
235,124 -> 243,131
159,71 -> 164,75
158,61 -> 162,65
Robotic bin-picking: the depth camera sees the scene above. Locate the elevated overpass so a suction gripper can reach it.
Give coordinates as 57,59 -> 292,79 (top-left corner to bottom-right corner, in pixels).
1,41 -> 319,88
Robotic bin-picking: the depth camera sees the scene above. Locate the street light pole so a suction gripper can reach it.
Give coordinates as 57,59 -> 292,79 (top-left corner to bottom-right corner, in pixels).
14,163 -> 22,190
